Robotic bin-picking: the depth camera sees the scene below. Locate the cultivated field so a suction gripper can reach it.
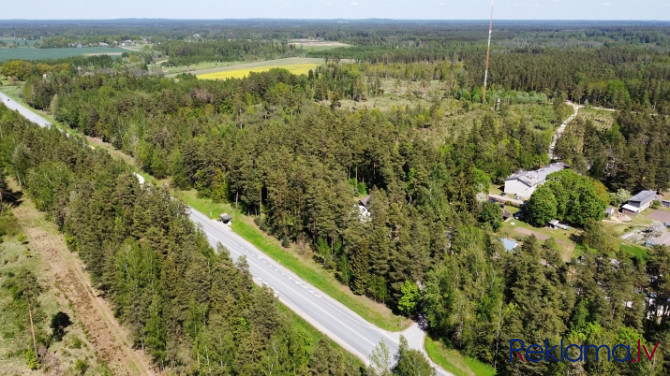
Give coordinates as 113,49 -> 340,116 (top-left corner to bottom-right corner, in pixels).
196,57 -> 324,80
0,47 -> 126,61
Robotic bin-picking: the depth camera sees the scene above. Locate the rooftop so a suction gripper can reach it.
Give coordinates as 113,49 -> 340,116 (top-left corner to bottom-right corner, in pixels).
506,162 -> 566,187
628,190 -> 656,203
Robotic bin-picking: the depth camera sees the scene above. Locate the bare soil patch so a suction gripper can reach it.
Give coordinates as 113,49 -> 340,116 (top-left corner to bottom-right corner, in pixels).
648,209 -> 670,223
514,227 -> 550,241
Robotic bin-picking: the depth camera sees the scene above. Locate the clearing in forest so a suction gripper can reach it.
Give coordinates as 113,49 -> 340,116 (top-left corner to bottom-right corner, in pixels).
196,57 -> 324,80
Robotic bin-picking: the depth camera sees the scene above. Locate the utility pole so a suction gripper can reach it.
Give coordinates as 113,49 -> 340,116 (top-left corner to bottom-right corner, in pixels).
482,0 -> 494,104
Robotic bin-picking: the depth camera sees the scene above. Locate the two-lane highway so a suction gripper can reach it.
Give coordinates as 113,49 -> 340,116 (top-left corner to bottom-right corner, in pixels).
190,210 -> 452,375
190,209 -> 400,362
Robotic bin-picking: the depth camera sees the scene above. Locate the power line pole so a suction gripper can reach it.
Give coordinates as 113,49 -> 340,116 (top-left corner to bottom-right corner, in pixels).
482,0 -> 494,104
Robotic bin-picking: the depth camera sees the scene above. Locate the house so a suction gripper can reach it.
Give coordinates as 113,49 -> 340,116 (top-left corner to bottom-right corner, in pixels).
503,162 -> 566,199
220,213 -> 232,224
549,219 -> 560,229
622,190 -> 657,215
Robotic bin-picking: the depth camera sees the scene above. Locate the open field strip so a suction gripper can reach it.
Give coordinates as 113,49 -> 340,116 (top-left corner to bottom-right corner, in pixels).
195,57 -> 324,79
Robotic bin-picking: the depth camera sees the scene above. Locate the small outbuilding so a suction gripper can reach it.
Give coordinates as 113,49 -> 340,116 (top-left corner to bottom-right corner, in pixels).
220,213 -> 232,224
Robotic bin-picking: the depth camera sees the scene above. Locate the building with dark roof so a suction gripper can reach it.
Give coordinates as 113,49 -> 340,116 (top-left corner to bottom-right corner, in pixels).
622,190 -> 657,215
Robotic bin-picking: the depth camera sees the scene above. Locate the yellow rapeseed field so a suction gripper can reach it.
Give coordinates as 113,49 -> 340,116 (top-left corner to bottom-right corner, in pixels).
197,63 -> 320,80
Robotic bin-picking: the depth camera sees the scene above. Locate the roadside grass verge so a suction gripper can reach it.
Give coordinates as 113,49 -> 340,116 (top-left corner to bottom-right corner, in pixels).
425,336 -> 496,376
177,189 -> 409,332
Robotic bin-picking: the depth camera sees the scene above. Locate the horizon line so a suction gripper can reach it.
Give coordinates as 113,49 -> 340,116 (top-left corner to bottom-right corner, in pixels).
1,18 -> 670,22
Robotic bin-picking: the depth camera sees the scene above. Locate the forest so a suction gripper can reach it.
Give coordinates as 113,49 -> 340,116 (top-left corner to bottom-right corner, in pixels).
0,105 -> 377,375
2,20 -> 670,375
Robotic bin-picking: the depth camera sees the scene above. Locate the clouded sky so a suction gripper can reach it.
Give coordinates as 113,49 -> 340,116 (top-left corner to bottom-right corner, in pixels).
5,0 -> 670,20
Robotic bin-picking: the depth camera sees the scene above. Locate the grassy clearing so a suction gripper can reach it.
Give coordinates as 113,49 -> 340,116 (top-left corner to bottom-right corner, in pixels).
621,243 -> 649,260
575,106 -> 617,130
602,212 -> 654,237
425,337 -> 496,376
177,189 -> 409,332
500,219 -> 579,261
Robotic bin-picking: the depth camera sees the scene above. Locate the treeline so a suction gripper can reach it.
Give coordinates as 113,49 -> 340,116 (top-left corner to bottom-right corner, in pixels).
555,111 -> 670,192
0,104 -> 364,375
158,39 -> 299,67
1,55 -> 117,81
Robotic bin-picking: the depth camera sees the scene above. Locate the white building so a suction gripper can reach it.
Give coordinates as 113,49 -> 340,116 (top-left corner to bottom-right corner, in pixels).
503,163 -> 566,199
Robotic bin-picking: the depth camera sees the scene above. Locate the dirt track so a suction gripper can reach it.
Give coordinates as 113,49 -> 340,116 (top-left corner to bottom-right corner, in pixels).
11,186 -> 154,376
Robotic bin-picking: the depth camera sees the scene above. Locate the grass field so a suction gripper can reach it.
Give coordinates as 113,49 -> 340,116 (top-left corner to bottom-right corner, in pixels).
195,57 -> 324,80
573,105 -> 617,130
425,337 -> 496,376
0,46 -> 125,62
500,218 -> 579,261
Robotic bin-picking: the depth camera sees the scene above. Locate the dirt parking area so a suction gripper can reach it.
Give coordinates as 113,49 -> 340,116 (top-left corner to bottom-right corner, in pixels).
648,209 -> 670,223
514,227 -> 550,241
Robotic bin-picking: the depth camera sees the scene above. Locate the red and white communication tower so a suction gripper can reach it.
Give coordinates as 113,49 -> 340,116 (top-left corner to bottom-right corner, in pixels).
482,0 -> 494,104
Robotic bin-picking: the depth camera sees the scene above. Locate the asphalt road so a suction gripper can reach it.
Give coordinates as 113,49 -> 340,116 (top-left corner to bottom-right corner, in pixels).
0,92 -> 52,129
2,92 -> 453,376
189,211 -> 452,375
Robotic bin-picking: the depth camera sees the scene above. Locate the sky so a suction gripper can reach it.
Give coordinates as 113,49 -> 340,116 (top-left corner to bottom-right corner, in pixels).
5,0 -> 670,20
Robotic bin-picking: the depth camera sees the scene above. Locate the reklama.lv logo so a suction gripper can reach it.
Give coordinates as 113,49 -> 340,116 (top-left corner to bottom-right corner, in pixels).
510,339 -> 659,363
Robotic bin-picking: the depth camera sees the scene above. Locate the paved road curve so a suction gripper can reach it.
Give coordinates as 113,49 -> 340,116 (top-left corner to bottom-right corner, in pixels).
2,93 -> 453,376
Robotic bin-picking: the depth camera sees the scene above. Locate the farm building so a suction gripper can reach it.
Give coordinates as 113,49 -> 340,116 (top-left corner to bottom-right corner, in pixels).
662,199 -> 670,208
622,190 -> 657,215
503,162 -> 566,199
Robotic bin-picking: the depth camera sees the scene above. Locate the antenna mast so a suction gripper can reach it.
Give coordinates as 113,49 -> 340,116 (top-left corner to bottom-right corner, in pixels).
482,0 -> 494,104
